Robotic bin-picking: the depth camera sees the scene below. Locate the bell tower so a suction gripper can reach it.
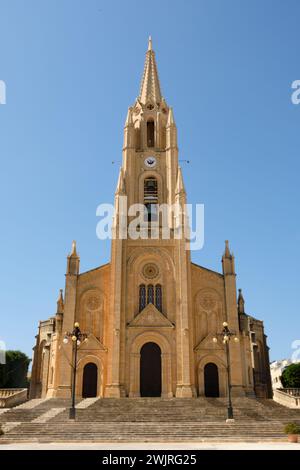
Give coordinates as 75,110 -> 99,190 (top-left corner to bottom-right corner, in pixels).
121,36 -> 179,211
105,38 -> 194,398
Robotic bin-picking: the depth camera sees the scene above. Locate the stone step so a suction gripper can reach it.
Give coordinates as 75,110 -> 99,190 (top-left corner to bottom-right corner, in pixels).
1,397 -> 300,443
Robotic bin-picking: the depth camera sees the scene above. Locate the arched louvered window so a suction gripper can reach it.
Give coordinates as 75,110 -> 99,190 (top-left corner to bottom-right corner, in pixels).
139,284 -> 146,312
147,120 -> 155,147
155,284 -> 162,312
144,177 -> 158,201
147,284 -> 154,304
144,177 -> 158,223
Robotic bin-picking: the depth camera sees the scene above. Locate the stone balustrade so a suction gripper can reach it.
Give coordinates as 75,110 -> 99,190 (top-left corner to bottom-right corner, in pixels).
0,388 -> 28,408
273,388 -> 300,408
281,388 -> 300,397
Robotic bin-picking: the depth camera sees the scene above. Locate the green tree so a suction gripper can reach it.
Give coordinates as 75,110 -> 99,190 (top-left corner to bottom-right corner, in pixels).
281,363 -> 300,388
0,350 -> 31,388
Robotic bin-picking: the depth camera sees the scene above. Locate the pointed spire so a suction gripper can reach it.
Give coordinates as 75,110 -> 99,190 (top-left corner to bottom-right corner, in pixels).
139,37 -> 162,105
224,240 -> 231,258
116,168 -> 126,195
125,107 -> 133,127
56,289 -> 64,314
67,240 -> 80,275
238,288 -> 245,315
222,240 -> 235,275
175,167 -> 186,195
167,107 -> 176,127
70,240 -> 78,257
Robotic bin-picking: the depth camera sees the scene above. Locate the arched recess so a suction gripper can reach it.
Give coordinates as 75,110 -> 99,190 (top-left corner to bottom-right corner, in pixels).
127,246 -> 175,280
204,363 -> 219,397
82,363 -> 98,398
140,342 -> 162,397
147,119 -> 155,147
138,171 -> 164,206
129,331 -> 173,398
78,289 -> 105,342
197,355 -> 227,397
76,355 -> 103,398
126,247 -> 176,321
194,288 -> 223,344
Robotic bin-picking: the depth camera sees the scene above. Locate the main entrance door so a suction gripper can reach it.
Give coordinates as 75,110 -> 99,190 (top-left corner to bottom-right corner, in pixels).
82,363 -> 98,398
140,342 -> 162,397
204,362 -> 219,397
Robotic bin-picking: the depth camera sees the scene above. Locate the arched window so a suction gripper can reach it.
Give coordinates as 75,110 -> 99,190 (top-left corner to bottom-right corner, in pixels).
144,178 -> 158,223
155,284 -> 162,312
147,120 -> 155,147
144,177 -> 158,201
147,284 -> 154,304
139,284 -> 146,312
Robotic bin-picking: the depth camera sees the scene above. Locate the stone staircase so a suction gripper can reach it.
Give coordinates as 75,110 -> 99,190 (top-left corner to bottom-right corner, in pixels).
1,397 -> 300,443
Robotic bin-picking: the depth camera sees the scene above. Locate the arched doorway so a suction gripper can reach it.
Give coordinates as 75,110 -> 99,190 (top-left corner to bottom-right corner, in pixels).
82,363 -> 98,398
140,342 -> 161,397
204,362 -> 219,397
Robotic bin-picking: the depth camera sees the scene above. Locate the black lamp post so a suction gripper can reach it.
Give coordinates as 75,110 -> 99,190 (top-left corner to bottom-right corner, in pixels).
63,322 -> 87,420
213,322 -> 239,421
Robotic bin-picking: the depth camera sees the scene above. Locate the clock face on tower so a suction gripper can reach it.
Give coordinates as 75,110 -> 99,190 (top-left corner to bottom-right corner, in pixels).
144,156 -> 157,168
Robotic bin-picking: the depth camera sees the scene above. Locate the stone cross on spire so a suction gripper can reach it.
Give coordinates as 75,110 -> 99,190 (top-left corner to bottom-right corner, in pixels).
139,36 -> 162,105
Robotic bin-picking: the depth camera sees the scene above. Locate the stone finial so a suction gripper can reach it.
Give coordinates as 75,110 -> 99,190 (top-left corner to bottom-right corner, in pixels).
56,288 -> 64,314
125,107 -> 133,127
222,240 -> 235,275
224,240 -> 231,258
175,167 -> 186,195
116,168 -> 126,195
238,288 -> 245,315
167,107 -> 176,127
148,35 -> 153,51
70,240 -> 78,257
67,240 -> 80,275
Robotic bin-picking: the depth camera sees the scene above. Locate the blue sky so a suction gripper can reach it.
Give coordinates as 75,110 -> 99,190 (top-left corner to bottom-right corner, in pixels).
0,0 -> 299,362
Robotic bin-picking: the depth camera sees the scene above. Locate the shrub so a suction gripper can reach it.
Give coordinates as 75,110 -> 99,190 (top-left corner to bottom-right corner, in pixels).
0,350 -> 31,388
281,363 -> 300,388
284,423 -> 300,435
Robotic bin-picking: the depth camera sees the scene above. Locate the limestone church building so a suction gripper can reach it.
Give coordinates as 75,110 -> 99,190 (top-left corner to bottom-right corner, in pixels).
30,39 -> 272,401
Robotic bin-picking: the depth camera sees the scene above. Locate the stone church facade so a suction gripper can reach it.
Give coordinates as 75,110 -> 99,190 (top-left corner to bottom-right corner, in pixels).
30,39 -> 272,400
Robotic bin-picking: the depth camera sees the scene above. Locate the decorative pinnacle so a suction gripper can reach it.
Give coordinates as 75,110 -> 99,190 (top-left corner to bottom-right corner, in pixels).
70,240 -> 78,257
148,36 -> 152,51
167,107 -> 176,127
175,166 -> 186,195
238,288 -> 245,314
116,168 -> 126,195
224,240 -> 231,257
56,288 -> 64,314
125,107 -> 133,126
